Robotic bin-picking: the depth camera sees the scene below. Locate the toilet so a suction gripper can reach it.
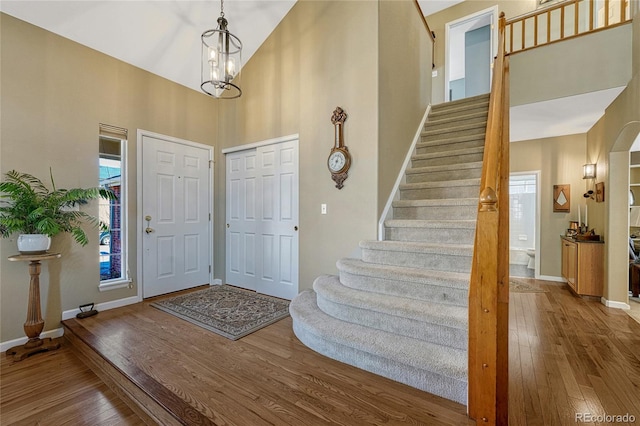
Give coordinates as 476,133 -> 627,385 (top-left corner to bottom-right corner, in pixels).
526,249 -> 536,269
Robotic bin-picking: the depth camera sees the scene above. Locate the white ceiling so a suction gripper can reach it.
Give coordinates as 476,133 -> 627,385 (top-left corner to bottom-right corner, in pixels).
0,0 -> 625,143
510,87 -> 626,142
417,0 -> 466,17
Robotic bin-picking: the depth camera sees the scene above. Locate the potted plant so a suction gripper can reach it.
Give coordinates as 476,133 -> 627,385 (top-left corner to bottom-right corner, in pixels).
0,169 -> 116,253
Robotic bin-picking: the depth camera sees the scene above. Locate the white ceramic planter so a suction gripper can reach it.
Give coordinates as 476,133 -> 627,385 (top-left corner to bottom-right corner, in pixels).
17,234 -> 51,254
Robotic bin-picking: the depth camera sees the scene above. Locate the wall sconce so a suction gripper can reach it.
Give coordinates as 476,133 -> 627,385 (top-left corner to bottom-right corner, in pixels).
583,163 -> 596,179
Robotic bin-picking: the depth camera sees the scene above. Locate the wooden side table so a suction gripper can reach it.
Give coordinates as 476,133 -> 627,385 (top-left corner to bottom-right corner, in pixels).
6,252 -> 62,361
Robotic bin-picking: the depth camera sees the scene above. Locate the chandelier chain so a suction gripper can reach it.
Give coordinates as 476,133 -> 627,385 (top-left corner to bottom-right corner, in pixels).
220,0 -> 225,18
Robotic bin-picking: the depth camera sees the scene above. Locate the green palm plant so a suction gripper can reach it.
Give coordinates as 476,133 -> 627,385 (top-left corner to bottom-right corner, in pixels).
0,169 -> 117,246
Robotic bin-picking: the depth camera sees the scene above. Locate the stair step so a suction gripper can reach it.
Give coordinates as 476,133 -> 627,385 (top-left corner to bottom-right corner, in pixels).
399,178 -> 481,200
422,121 -> 487,140
429,102 -> 489,121
336,258 -> 469,305
406,162 -> 483,183
425,110 -> 488,131
360,240 -> 473,273
314,275 -> 468,349
392,198 -> 478,220
430,94 -> 490,113
384,219 -> 476,243
290,290 -> 468,405
411,146 -> 484,168
417,134 -> 485,155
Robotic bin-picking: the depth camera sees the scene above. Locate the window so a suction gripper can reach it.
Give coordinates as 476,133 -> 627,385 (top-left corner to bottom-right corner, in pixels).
99,124 -> 130,290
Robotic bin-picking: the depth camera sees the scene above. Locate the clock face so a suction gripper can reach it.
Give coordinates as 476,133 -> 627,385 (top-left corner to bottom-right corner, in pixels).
328,151 -> 347,172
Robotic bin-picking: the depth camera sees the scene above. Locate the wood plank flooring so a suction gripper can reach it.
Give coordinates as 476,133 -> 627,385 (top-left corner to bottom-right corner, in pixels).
2,280 -> 639,425
509,280 -> 640,425
0,339 -> 144,425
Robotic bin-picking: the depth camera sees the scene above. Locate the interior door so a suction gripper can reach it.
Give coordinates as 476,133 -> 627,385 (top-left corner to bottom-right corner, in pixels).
226,149 -> 258,291
141,134 -> 211,298
225,138 -> 299,300
256,141 -> 299,299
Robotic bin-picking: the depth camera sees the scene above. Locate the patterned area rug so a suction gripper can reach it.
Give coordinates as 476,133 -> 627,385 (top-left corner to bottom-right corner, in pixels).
509,278 -> 547,293
151,285 -> 290,340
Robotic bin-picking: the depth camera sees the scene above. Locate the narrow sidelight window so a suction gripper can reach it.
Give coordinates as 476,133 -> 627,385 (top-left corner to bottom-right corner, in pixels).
99,124 -> 130,290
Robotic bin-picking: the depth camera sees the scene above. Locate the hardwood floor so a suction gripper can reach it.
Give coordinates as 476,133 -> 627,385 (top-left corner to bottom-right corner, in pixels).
0,339 -> 144,425
509,280 -> 640,425
2,280 -> 639,425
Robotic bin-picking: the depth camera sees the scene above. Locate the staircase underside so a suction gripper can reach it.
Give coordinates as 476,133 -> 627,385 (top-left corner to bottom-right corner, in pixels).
290,94 -> 490,406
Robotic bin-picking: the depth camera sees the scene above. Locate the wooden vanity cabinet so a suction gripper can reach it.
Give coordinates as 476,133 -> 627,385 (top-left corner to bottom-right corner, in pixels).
560,237 -> 604,297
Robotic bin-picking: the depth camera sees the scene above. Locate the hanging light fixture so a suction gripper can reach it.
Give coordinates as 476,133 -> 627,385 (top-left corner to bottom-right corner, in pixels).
201,0 -> 242,99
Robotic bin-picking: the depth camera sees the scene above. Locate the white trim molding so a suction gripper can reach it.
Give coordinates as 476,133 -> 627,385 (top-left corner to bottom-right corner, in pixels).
600,297 -> 631,310
537,274 -> 566,283
62,295 -> 140,320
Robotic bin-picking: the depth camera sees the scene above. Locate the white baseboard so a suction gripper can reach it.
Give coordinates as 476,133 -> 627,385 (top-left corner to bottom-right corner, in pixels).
600,297 -> 631,310
62,295 -> 141,320
1,295 -> 141,352
0,328 -> 64,353
211,279 -> 222,285
536,274 -> 565,283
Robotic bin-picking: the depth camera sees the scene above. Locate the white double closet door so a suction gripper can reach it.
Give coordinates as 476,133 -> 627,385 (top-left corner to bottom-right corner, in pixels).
225,138 -> 299,300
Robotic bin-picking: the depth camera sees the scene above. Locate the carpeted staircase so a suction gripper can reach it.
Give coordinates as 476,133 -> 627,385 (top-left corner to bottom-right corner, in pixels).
289,94 -> 490,405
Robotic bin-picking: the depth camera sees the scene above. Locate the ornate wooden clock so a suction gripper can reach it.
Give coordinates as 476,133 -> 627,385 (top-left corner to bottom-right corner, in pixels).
328,106 -> 351,189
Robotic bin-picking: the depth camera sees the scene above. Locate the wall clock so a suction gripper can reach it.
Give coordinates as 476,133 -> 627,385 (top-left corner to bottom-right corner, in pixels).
328,106 -> 351,189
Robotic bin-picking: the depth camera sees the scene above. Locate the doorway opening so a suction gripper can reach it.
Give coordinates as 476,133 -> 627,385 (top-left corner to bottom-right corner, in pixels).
445,6 -> 498,102
509,172 -> 540,279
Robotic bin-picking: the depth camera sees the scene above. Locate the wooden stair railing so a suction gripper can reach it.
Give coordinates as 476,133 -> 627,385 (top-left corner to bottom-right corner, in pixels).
468,11 -> 510,425
505,0 -> 631,55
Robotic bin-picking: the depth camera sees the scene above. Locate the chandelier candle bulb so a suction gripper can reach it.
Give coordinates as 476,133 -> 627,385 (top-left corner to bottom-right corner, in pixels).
585,204 -> 588,228
578,204 -> 581,226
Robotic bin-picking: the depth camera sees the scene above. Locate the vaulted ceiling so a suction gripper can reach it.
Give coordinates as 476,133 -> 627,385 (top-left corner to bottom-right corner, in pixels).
1,1 -> 626,143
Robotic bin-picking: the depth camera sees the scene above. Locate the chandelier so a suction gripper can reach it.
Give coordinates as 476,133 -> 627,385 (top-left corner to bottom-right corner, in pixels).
201,0 -> 242,99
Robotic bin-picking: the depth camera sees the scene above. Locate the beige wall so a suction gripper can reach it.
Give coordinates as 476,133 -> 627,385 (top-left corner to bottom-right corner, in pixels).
511,134 -> 587,278
510,24 -> 632,106
216,0 -> 380,292
584,0 -> 640,305
378,0 -> 432,215
426,0 -> 535,105
587,77 -> 640,304
216,0 -> 433,292
0,14 -> 218,342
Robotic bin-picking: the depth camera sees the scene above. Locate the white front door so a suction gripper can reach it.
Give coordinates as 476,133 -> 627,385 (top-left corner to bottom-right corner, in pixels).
141,133 -> 212,298
225,137 -> 299,300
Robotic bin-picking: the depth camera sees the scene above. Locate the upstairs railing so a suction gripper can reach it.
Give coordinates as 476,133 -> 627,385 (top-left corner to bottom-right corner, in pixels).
505,0 -> 631,54
468,11 -> 510,425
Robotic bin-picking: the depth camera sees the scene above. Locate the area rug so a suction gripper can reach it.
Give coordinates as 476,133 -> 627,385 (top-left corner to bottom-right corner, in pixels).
509,278 -> 547,293
151,285 -> 290,340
